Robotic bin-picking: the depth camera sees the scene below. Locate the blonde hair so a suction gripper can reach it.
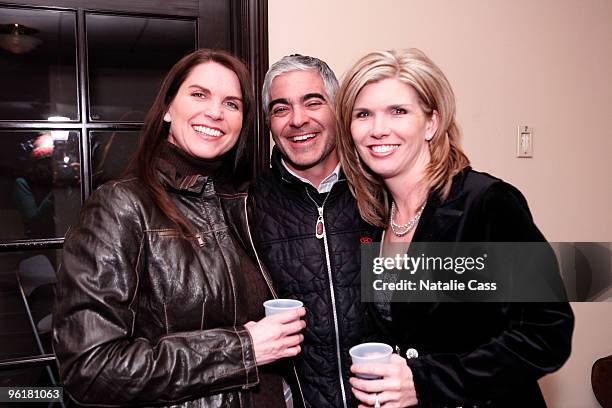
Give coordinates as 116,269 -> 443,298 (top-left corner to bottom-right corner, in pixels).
336,48 -> 470,227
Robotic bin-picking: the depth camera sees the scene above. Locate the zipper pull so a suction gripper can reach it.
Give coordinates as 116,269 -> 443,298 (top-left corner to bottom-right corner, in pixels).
195,234 -> 205,247
315,207 -> 324,239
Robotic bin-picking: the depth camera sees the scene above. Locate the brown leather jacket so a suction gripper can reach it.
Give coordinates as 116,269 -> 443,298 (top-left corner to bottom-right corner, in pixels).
53,157 -> 301,407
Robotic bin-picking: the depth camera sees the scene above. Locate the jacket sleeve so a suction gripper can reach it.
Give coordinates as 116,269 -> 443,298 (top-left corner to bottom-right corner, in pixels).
53,183 -> 258,407
407,182 -> 574,407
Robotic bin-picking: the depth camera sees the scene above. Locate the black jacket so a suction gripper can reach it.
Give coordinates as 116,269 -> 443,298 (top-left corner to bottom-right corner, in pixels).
368,168 -> 574,408
250,148 -> 375,408
53,153 -> 295,407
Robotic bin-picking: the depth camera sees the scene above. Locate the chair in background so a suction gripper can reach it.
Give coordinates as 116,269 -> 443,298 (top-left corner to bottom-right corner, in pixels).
16,254 -> 66,407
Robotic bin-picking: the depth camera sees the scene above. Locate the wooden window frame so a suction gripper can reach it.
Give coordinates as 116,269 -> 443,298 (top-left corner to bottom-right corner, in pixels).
0,0 -> 269,251
0,0 -> 269,370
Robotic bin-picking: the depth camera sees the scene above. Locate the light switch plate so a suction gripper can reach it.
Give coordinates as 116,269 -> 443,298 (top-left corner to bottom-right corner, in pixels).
517,125 -> 533,158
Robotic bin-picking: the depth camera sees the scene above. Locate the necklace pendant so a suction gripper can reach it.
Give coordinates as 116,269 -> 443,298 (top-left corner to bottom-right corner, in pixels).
315,216 -> 325,239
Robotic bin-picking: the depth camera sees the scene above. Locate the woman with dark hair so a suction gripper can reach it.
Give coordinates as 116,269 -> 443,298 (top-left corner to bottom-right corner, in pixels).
53,49 -> 305,407
336,49 -> 574,408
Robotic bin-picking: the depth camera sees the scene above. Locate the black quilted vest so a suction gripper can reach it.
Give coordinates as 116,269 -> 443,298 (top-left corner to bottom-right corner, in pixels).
250,148 -> 375,408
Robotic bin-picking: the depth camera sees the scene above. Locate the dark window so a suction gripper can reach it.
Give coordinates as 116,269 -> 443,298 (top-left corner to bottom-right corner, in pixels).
0,130 -> 81,241
90,130 -> 140,189
87,14 -> 196,122
0,7 -> 78,121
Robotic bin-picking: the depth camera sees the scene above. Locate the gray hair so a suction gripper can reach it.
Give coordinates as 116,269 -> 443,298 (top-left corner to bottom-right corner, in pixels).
262,54 -> 339,119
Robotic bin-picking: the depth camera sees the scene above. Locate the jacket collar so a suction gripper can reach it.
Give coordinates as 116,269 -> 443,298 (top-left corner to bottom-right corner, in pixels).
156,157 -> 209,194
270,146 -> 302,186
270,145 -> 345,187
156,156 -> 248,196
412,167 -> 471,241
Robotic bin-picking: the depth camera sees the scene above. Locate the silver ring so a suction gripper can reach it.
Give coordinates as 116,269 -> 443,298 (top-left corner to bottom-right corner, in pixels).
374,393 -> 381,408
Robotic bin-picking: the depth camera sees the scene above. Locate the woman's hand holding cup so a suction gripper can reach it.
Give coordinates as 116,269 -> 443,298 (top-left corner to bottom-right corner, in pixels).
349,343 -> 418,407
245,299 -> 306,366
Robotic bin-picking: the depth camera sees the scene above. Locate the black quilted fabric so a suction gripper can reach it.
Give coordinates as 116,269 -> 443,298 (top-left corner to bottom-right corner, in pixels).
251,148 -> 375,408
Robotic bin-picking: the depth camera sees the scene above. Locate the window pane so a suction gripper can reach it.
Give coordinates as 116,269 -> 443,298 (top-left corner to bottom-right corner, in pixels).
0,7 -> 78,121
0,249 -> 61,360
87,14 -> 196,122
90,130 -> 140,189
0,130 -> 81,241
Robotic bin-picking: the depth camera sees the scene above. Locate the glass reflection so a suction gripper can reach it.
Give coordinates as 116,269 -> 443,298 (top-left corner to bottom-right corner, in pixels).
0,7 -> 78,120
87,14 -> 196,121
90,130 -> 140,189
0,130 -> 81,241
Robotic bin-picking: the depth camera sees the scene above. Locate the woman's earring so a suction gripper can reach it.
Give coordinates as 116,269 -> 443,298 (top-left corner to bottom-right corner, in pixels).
163,113 -> 171,123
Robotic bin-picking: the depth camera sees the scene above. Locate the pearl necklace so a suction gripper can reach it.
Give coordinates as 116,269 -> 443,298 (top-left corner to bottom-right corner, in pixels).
390,200 -> 427,237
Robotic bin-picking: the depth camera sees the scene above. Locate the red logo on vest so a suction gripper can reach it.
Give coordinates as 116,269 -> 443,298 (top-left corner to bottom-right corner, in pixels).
360,236 -> 373,244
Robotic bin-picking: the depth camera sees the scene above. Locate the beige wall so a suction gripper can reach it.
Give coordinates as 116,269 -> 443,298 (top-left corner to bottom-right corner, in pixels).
269,0 -> 612,407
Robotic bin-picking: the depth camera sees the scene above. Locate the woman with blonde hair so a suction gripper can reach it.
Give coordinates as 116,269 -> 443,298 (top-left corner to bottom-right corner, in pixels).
336,48 -> 573,407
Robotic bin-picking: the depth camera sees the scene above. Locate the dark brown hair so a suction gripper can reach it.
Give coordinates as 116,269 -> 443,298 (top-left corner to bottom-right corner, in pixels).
125,49 -> 254,237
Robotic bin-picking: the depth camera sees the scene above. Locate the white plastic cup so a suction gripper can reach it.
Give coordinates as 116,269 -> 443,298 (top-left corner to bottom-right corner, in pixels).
349,342 -> 393,379
263,299 -> 303,316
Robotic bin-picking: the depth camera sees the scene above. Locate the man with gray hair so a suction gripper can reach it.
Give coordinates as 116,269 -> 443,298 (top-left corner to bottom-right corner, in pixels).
250,54 -> 374,407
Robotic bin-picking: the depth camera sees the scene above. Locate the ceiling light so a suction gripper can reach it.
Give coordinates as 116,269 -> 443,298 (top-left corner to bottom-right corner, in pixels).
0,23 -> 41,54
